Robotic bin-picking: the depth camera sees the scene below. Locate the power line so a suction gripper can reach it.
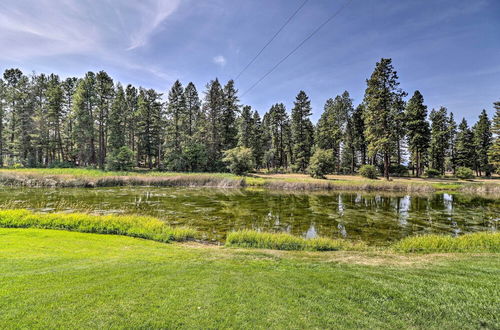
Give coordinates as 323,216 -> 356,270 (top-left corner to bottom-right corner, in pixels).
240,0 -> 353,98
234,0 -> 309,81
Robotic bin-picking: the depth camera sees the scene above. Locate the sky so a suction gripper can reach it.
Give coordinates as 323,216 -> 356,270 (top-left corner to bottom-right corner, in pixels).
0,0 -> 498,123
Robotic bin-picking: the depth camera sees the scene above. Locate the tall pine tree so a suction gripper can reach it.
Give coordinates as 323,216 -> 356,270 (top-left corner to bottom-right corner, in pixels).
291,91 -> 314,172
405,90 -> 430,177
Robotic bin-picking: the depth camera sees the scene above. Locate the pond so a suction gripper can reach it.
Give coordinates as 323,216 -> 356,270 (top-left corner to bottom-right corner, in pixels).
0,187 -> 498,245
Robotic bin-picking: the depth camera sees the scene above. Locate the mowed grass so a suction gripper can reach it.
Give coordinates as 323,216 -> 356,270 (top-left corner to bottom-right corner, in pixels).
1,228 -> 499,328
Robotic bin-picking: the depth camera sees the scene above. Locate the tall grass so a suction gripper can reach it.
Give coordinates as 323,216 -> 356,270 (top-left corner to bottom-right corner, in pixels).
0,209 -> 196,242
392,232 -> 500,253
225,230 -> 366,251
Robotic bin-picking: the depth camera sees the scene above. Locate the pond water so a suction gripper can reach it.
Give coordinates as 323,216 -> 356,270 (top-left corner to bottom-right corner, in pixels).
0,187 -> 498,245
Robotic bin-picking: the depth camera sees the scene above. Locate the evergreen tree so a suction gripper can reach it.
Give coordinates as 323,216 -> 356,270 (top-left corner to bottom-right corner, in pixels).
124,85 -> 138,159
165,80 -> 186,170
203,79 -> 225,171
95,71 -> 114,169
351,105 -> 367,166
266,103 -> 291,169
237,105 -> 253,148
362,58 -> 406,179
221,80 -> 239,151
3,68 -> 24,161
184,82 -> 201,138
108,84 -> 127,154
447,112 -> 457,174
46,74 -> 65,163
316,91 -> 353,172
428,107 -> 449,175
250,111 -> 264,169
291,91 -> 314,172
404,90 -> 430,177
454,118 -> 475,169
0,79 -> 5,167
61,77 -> 78,162
137,88 -> 164,169
72,73 -> 97,166
32,73 -> 49,166
489,100 -> 500,172
472,110 -> 492,176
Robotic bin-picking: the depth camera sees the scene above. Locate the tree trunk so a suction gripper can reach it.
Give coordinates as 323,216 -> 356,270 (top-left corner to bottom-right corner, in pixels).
384,151 -> 390,180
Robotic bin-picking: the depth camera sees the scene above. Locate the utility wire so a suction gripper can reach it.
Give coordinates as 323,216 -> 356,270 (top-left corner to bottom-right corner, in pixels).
234,0 -> 309,81
240,0 -> 353,98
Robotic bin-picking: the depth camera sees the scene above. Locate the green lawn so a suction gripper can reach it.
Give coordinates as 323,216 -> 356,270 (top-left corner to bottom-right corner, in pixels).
1,228 -> 499,328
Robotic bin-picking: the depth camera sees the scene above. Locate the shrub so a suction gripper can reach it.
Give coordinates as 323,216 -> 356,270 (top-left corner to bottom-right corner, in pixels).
425,168 -> 441,178
0,209 -> 197,242
390,164 -> 408,177
225,230 -> 366,251
392,232 -> 500,253
307,148 -> 334,179
359,165 -> 378,179
222,147 -> 254,175
107,146 -> 134,171
456,167 -> 474,179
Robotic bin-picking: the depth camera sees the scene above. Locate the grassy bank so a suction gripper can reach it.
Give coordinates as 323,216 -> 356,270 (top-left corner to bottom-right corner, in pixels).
1,228 -> 499,328
0,209 -> 497,253
0,209 -> 196,243
1,168 -> 498,193
226,230 -> 367,251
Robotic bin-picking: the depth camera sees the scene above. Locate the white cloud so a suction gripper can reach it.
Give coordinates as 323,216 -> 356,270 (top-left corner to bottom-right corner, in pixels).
213,55 -> 226,67
0,0 -> 181,59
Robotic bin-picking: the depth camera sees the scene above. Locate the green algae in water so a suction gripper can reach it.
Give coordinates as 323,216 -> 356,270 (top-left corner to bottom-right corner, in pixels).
0,187 -> 497,245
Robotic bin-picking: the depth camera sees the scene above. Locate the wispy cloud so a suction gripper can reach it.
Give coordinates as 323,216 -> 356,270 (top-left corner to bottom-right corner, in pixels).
0,0 -> 181,60
213,55 -> 226,67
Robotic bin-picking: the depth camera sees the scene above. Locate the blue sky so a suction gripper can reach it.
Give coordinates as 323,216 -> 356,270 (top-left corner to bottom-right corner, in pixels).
0,0 -> 498,123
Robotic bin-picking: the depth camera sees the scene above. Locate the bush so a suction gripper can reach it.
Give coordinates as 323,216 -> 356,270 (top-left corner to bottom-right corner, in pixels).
425,168 -> 441,178
107,146 -> 134,171
390,164 -> 408,177
225,230 -> 366,251
0,209 -> 196,242
359,165 -> 378,179
456,167 -> 474,179
307,149 -> 334,179
48,161 -> 76,168
223,147 -> 254,175
392,232 -> 500,253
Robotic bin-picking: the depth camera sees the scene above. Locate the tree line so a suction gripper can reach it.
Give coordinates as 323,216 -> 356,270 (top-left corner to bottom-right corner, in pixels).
0,58 -> 499,178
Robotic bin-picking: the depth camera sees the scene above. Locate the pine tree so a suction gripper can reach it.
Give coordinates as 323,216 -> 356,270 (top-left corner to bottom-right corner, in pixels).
165,80 -> 186,170
203,79 -> 225,171
95,71 -> 114,169
489,100 -> 500,172
447,112 -> 457,174
429,107 -> 449,175
454,118 -> 475,169
15,75 -> 36,166
316,91 -> 353,172
0,79 -> 5,167
473,110 -> 492,176
108,84 -> 127,154
184,82 -> 201,138
61,77 -> 78,163
46,74 -> 65,163
221,80 -> 239,151
405,91 -> 430,177
351,105 -> 367,166
266,103 -> 291,169
238,105 -> 253,148
362,58 -> 406,179
250,111 -> 264,169
72,73 -> 97,166
3,69 -> 23,162
124,85 -> 138,159
291,91 -> 314,172
137,88 -> 164,169
31,73 -> 49,166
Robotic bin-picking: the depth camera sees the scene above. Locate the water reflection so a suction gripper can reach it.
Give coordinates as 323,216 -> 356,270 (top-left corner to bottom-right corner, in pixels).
0,187 -> 497,245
